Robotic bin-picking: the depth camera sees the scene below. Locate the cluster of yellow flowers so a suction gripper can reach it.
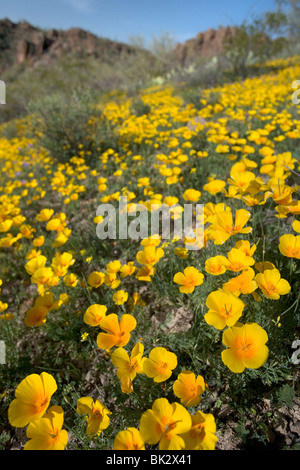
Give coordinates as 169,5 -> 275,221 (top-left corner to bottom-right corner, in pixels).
7,369 -> 216,450
2,55 -> 300,451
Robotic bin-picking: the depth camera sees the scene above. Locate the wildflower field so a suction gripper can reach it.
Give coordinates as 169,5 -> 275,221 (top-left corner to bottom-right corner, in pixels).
0,55 -> 299,451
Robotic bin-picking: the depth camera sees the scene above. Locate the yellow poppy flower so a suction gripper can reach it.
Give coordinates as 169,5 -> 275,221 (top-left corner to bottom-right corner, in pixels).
182,188 -> 201,202
139,397 -> 192,450
96,313 -> 137,350
87,271 -> 105,288
255,269 -> 291,299
112,290 -> 129,305
221,322 -> 269,373
136,246 -> 164,267
24,405 -> 68,450
173,370 -> 205,407
204,289 -> 245,330
279,234 -> 300,259
222,268 -> 258,296
205,255 -> 230,275
76,397 -> 111,436
113,427 -> 145,450
8,372 -> 57,428
173,266 -> 204,294
111,343 -> 145,381
181,410 -> 218,450
226,248 -> 255,272
143,346 -> 177,383
24,305 -> 48,327
209,209 -> 252,245
83,304 -> 107,327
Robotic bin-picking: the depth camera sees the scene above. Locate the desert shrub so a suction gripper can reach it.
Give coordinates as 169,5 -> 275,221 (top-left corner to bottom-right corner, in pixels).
27,87 -> 117,165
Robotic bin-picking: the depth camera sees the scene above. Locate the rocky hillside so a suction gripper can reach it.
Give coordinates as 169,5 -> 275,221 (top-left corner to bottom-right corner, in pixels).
173,26 -> 236,66
0,18 -> 236,74
0,18 -> 141,73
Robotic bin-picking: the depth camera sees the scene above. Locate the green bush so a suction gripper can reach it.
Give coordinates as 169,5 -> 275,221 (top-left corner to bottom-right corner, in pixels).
27,87 -> 112,165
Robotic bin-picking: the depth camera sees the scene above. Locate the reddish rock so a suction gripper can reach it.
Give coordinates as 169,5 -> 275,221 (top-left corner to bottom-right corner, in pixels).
173,26 -> 236,66
0,18 -> 139,72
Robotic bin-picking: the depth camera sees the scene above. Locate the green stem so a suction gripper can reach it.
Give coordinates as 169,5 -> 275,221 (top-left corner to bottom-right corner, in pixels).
64,423 -> 89,450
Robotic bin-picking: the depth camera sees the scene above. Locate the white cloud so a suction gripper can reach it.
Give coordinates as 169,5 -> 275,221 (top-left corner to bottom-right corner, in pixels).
61,0 -> 94,13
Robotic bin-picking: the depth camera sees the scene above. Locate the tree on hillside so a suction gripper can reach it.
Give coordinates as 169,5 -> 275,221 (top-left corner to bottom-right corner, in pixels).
285,0 -> 300,39
222,1 -> 289,78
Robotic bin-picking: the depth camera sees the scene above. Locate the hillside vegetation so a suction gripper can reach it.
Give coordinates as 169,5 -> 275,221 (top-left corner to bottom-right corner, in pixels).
0,53 -> 299,450
0,1 -> 300,452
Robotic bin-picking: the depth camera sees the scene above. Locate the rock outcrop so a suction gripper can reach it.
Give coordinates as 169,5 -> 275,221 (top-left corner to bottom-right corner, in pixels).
0,18 -> 139,73
0,18 -> 237,74
173,26 -> 236,66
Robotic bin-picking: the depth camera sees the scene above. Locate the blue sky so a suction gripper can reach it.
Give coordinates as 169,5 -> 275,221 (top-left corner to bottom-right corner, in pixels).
0,0 -> 279,44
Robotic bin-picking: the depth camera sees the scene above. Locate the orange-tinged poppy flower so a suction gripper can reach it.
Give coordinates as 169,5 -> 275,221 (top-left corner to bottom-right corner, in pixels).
143,347 -> 177,383
173,370 -> 205,407
112,290 -> 128,305
266,183 -> 294,205
180,410 -> 218,450
111,343 -> 145,381
203,179 -> 226,195
183,188 -> 201,201
87,271 -> 105,288
135,265 -> 156,282
113,427 -> 145,450
222,267 -> 258,296
226,248 -> 255,272
173,266 -> 204,293
25,255 -> 47,276
46,218 -> 63,231
36,209 -> 54,222
24,405 -> 68,450
32,236 -> 45,247
140,234 -> 161,248
96,313 -> 137,350
209,209 -> 252,245
31,267 -> 55,286
279,234 -> 300,259
104,272 -> 121,289
255,269 -> 291,299
227,171 -> 256,193
139,397 -> 192,450
136,246 -> 164,267
52,230 -> 70,248
34,292 -> 56,311
292,220 -> 300,233
205,289 -> 245,330
51,252 -> 75,269
0,299 -> 6,312
0,233 -> 22,248
205,255 -> 230,275
63,273 -> 78,287
83,304 -> 107,326
19,224 -> 35,239
174,247 -> 189,259
127,293 -> 146,312
76,397 -> 111,436
106,260 -> 121,274
204,202 -> 231,224
254,261 -> 276,273
235,240 -> 257,257
0,219 -> 13,232
8,372 -> 57,428
120,262 -> 136,277
25,249 -> 42,260
275,200 -> 300,218
24,305 -> 48,327
13,215 -> 27,228
221,322 -> 269,373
